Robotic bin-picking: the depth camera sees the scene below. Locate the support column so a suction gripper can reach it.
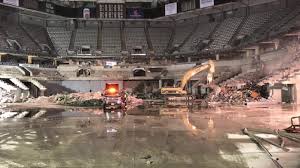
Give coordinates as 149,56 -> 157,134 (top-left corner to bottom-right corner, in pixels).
246,50 -> 251,58
274,40 -> 280,50
158,80 -> 162,89
254,46 -> 260,56
27,55 -> 33,64
40,90 -> 45,96
0,53 -> 6,62
215,54 -> 219,61
188,57 -> 191,63
53,59 -> 57,66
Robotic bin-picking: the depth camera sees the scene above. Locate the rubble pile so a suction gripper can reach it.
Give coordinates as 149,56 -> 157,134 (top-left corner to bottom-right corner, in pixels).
0,88 -> 14,103
54,93 -> 103,107
208,84 -> 266,105
26,92 -> 103,107
208,71 -> 269,105
27,92 -> 143,107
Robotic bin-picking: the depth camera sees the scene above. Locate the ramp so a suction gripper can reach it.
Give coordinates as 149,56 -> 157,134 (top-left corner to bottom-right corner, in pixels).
0,80 -> 21,102
27,79 -> 47,96
9,78 -> 30,99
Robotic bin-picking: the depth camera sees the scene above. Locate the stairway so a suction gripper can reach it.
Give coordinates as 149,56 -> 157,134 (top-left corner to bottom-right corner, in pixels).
10,78 -> 30,99
166,25 -> 176,54
178,22 -> 200,51
0,79 -> 20,103
19,24 -> 43,52
144,22 -> 153,52
97,22 -> 102,51
69,29 -> 77,50
120,21 -> 127,52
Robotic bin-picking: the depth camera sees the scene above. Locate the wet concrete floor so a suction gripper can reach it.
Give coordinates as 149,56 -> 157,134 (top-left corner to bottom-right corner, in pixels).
0,104 -> 299,168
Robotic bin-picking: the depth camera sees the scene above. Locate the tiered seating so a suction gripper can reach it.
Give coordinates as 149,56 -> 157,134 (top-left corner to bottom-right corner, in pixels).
102,22 -> 121,56
149,23 -> 172,55
22,24 -> 50,46
172,20 -> 195,46
209,17 -> 243,50
260,50 -> 300,84
0,30 -> 9,51
237,11 -> 272,37
125,27 -> 148,53
249,8 -> 293,41
181,22 -> 217,53
2,23 -> 40,53
272,7 -> 300,33
47,27 -> 72,56
74,28 -> 98,49
278,15 -> 300,33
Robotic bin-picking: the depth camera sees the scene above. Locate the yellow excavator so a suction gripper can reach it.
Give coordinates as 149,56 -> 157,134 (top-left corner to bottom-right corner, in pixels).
161,60 -> 215,96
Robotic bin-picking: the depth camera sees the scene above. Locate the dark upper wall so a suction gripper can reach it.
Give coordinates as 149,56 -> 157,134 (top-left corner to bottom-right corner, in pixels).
2,0 -> 295,19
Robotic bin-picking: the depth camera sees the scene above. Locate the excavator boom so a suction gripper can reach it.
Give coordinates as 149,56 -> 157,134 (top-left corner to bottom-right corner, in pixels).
161,60 -> 215,95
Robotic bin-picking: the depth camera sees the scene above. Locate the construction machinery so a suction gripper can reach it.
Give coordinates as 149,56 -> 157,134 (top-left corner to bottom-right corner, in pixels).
161,60 -> 215,96
102,83 -> 127,113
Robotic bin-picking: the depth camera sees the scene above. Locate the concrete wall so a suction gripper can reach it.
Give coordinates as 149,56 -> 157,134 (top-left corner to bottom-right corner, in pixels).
52,80 -> 123,93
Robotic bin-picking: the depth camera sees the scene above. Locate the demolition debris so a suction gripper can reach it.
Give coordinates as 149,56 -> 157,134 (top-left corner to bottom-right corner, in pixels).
26,92 -> 143,108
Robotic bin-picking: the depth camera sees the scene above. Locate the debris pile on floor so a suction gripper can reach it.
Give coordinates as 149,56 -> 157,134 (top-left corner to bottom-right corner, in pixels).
26,92 -> 103,107
54,93 -> 103,106
208,86 -> 258,105
208,76 -> 269,105
0,88 -> 14,103
26,92 -> 143,107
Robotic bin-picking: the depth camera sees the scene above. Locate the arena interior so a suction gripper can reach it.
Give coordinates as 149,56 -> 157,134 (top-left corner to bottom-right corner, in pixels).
0,0 -> 300,167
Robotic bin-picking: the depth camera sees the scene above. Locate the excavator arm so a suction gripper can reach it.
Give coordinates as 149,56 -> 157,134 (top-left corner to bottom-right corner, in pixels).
161,60 -> 215,95
180,60 -> 215,89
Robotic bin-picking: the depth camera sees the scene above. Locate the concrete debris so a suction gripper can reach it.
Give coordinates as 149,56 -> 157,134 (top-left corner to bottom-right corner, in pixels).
0,112 -> 17,119
26,96 -> 54,104
26,92 -> 143,108
54,94 -> 103,107
208,80 -> 269,105
0,88 -> 14,103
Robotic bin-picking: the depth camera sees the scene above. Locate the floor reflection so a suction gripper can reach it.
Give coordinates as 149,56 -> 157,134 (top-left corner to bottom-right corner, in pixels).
0,104 -> 298,167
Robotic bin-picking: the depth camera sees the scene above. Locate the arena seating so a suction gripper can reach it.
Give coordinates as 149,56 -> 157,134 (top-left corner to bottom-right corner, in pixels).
271,6 -> 300,34
0,29 -> 9,51
47,27 -> 72,56
74,28 -> 98,50
209,17 -> 243,50
148,22 -> 172,55
102,22 -> 122,56
22,24 -> 49,46
0,3 -> 299,58
1,23 -> 40,53
181,22 -> 218,53
172,20 -> 196,48
246,8 -> 294,44
124,26 -> 148,54
236,11 -> 272,38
